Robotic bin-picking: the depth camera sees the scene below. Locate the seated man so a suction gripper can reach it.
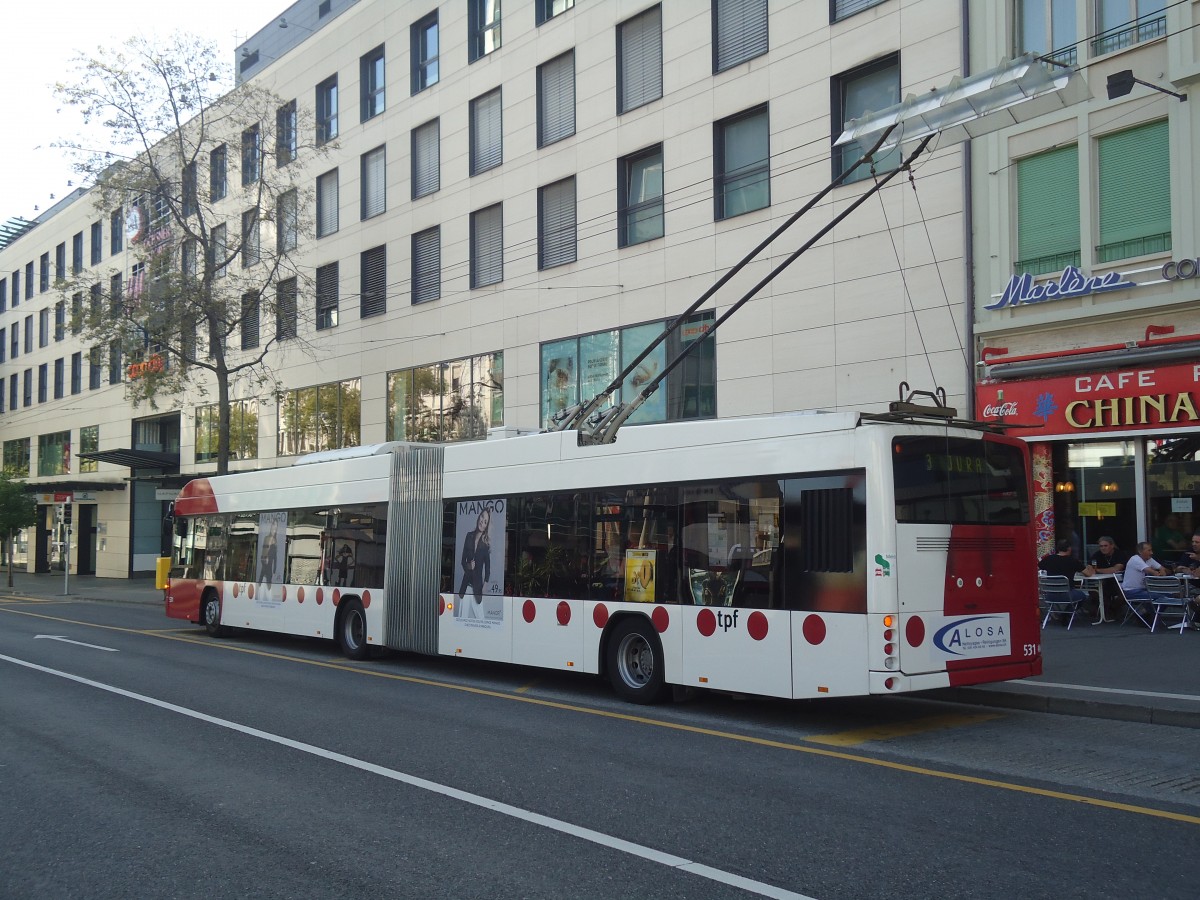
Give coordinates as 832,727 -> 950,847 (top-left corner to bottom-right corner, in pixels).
1173,531 -> 1200,624
1088,536 -> 1125,617
1120,542 -> 1171,618
1038,539 -> 1093,605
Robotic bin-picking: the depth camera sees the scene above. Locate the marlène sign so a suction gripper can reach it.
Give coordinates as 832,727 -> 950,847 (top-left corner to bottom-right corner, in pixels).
985,266 -> 1136,310
977,361 -> 1200,437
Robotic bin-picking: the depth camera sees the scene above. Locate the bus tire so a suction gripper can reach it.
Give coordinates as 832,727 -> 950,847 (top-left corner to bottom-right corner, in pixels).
202,590 -> 227,637
606,617 -> 668,704
337,598 -> 370,660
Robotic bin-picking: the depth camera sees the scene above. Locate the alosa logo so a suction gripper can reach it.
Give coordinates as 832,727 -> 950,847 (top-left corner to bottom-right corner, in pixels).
982,401 -> 1018,417
933,614 -> 1011,659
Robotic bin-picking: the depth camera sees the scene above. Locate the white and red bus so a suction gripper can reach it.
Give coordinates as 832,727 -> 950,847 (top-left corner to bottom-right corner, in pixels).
166,410 -> 1039,703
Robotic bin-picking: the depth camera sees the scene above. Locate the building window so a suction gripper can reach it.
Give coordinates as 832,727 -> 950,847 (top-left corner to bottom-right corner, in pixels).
9,321 -> 17,359
411,119 -> 440,199
360,45 -> 386,121
1094,0 -> 1167,56
241,209 -> 260,267
10,271 -> 18,307
38,308 -> 49,348
536,0 -> 574,25
24,262 -> 33,299
182,239 -> 198,281
715,105 -> 770,218
56,243 -> 67,281
211,223 -> 228,278
469,0 -> 501,62
242,124 -> 261,185
0,277 -> 5,312
1014,0 -> 1077,65
1097,119 -> 1170,264
37,364 -> 48,403
37,431 -> 70,476
89,349 -> 101,390
538,176 -> 576,269
79,425 -> 99,472
72,233 -> 84,274
196,400 -> 259,463
411,12 -> 439,94
88,221 -> 103,264
39,253 -> 49,292
539,311 -> 717,428
617,6 -> 662,114
832,55 -> 899,183
210,144 -> 227,201
619,145 -> 664,246
277,278 -> 297,341
831,0 -> 888,22
713,0 -> 768,72
181,162 -> 198,217
316,262 -> 339,330
240,291 -> 260,350
0,327 -> 5,363
54,300 -> 65,341
361,245 -> 387,318
71,352 -> 82,395
412,227 -> 441,304
1015,144 -> 1080,275
316,75 -> 338,144
277,378 -> 361,455
53,358 -> 64,400
316,168 -> 339,237
3,437 -> 30,475
277,189 -> 298,253
23,369 -> 32,406
361,145 -> 387,219
470,88 -> 503,175
277,100 -> 297,165
538,51 -> 575,147
108,342 -> 122,384
470,204 -> 504,288
24,315 -> 32,354
387,352 -> 504,443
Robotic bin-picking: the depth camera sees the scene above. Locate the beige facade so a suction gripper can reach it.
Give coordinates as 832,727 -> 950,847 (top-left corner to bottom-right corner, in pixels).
0,0 -> 973,577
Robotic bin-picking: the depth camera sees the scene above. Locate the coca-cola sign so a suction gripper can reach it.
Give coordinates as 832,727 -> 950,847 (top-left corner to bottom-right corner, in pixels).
981,401 -> 1018,417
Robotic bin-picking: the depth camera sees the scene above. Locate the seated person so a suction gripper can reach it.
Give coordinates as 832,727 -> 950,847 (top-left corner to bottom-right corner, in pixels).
1038,539 -> 1093,604
1173,531 -> 1200,576
1121,541 -> 1170,601
1088,536 -> 1126,617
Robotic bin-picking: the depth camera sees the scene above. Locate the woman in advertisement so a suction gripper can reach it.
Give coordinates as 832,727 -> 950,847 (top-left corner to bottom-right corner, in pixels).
458,508 -> 492,602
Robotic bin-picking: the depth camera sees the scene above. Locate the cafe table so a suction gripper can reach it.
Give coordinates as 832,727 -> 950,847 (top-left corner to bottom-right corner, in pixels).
1075,573 -> 1118,624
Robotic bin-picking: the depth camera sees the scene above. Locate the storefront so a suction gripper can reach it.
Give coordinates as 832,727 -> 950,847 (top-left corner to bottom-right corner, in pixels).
976,353 -> 1200,567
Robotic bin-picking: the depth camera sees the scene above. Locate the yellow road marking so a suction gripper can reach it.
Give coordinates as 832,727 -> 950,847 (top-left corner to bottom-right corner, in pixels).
515,679 -> 540,694
3,604 -> 1199,827
806,712 -> 1003,747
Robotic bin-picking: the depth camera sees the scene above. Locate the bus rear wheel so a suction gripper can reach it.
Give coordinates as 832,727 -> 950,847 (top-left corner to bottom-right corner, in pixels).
202,591 -> 227,637
606,617 -> 668,704
337,599 -> 369,660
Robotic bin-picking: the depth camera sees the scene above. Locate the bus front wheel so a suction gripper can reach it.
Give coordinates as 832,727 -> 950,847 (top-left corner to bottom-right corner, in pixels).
202,591 -> 227,637
337,599 -> 370,660
606,617 -> 668,704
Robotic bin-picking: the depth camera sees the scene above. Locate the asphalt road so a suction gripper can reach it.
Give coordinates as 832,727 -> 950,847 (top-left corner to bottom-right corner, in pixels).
1,597 -> 1196,899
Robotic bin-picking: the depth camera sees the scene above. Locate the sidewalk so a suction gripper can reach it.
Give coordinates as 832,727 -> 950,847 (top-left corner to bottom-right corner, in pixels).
2,571 -> 1197,727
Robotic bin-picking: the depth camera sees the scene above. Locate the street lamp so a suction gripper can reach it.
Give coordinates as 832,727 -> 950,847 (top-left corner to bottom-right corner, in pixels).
1106,69 -> 1187,102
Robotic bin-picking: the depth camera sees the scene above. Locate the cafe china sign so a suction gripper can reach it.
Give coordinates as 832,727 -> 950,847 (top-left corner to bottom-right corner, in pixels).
985,266 -> 1136,310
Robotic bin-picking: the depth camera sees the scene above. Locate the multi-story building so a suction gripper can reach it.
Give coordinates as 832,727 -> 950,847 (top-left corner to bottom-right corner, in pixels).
971,0 -> 1200,560
0,0 -> 975,578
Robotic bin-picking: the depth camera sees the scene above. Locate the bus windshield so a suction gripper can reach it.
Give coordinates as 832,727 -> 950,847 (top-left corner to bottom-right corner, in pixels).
892,436 -> 1028,525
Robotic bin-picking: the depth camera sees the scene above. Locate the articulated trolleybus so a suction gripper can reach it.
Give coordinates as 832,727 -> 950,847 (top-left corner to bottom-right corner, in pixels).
167,409 -> 1039,703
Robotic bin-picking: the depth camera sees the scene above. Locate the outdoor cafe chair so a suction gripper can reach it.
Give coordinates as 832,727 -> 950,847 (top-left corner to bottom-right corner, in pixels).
1115,577 -> 1153,629
1039,574 -> 1083,630
1143,575 -> 1191,635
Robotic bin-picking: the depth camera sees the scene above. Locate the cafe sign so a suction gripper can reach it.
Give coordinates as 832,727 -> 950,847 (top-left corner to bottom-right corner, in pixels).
977,361 -> 1200,437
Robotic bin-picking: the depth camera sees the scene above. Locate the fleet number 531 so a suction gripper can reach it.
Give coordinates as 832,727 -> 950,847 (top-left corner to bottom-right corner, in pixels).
1023,643 -> 1040,657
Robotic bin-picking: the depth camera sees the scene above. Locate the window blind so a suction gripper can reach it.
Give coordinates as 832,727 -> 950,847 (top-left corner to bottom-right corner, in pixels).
361,245 -> 387,318
412,120 -> 440,198
714,0 -> 768,72
412,228 -> 441,304
539,178 -> 576,269
471,204 -> 503,288
619,6 -> 663,113
471,89 -> 503,175
317,170 -> 339,237
1016,145 -> 1080,267
362,146 -> 386,219
1098,119 -> 1170,250
538,51 -> 575,146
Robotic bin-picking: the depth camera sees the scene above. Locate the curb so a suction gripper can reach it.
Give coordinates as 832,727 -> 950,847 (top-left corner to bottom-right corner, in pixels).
926,686 -> 1200,730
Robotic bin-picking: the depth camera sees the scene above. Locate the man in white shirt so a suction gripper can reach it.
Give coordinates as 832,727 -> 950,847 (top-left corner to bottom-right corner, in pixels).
1122,541 -> 1168,600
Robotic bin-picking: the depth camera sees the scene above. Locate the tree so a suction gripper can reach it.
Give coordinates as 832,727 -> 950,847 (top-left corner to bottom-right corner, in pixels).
0,472 -> 37,588
55,34 -> 331,474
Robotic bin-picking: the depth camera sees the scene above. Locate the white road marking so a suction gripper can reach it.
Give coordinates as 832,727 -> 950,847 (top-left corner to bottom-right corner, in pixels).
0,653 -> 814,900
34,634 -> 119,652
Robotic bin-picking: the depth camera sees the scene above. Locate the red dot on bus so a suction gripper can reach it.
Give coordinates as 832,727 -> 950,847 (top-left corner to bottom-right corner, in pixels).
247,584 -> 255,600
280,586 -> 287,602
651,606 -> 669,634
906,616 -> 925,647
332,589 -> 341,607
697,608 -> 716,637
556,601 -> 571,626
362,590 -> 371,609
802,614 -> 826,645
297,587 -> 305,604
232,583 -> 240,598
593,604 -> 609,628
747,611 -> 768,641
523,600 -> 536,623
316,587 -> 324,605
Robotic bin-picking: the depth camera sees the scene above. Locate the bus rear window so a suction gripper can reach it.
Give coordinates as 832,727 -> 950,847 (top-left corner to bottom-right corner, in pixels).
892,436 -> 1028,525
